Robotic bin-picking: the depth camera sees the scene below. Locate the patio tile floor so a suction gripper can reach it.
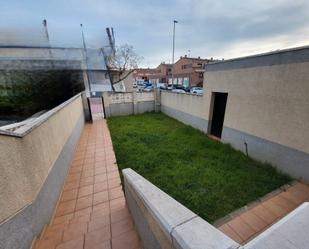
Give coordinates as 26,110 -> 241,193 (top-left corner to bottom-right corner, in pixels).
218,182 -> 309,244
33,120 -> 142,249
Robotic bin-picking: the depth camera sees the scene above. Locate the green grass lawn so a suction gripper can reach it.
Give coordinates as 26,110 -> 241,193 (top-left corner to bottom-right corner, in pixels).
107,112 -> 290,222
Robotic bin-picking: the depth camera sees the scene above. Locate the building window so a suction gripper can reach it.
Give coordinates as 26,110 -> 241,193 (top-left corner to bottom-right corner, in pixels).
199,73 -> 203,78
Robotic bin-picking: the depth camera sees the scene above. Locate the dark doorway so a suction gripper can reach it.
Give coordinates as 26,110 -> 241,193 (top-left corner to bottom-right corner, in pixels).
210,92 -> 228,138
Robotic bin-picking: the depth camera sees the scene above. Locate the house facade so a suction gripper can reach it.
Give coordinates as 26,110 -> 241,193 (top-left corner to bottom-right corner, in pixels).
134,56 -> 212,87
169,56 -> 211,87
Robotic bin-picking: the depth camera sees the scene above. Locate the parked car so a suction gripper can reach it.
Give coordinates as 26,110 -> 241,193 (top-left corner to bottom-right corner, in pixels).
155,82 -> 167,90
190,87 -> 203,95
172,89 -> 186,94
143,86 -> 153,92
167,84 -> 174,90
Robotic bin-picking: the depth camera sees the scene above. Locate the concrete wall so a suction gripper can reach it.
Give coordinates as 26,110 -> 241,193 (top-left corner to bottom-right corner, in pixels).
0,94 -> 85,249
160,46 -> 309,181
103,91 -> 156,117
161,91 -> 209,133
123,168 -> 239,249
204,46 -> 309,181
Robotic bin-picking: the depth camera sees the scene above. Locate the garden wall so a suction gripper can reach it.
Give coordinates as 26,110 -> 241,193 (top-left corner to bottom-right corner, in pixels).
0,93 -> 85,249
103,91 -> 156,117
123,168 -> 239,249
161,46 -> 309,182
161,91 -> 209,133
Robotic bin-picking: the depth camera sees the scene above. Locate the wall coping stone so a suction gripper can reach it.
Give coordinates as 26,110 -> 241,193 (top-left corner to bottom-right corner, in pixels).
0,92 -> 82,138
123,168 -> 239,249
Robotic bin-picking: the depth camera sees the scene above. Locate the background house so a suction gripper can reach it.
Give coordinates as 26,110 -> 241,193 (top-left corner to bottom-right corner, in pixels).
169,55 -> 211,87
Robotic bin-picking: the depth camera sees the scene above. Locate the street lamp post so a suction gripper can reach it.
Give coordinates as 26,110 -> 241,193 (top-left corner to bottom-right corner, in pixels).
171,20 -> 178,88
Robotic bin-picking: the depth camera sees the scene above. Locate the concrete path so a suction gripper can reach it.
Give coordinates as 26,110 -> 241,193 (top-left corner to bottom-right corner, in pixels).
218,182 -> 309,245
33,120 -> 141,249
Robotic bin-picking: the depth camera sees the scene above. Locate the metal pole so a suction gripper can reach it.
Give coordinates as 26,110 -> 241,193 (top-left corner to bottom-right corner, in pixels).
171,20 -> 178,88
80,24 -> 91,95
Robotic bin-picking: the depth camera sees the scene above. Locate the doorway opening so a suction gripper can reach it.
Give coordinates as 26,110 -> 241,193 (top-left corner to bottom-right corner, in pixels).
209,92 -> 228,138
88,97 -> 105,121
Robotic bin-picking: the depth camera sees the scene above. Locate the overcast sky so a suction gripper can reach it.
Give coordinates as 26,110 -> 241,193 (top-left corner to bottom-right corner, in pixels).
1,0 -> 309,67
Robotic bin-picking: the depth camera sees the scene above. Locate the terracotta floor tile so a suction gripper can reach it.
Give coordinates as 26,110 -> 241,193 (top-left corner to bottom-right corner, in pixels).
287,184 -> 309,201
42,229 -> 64,244
95,161 -> 106,169
106,166 -> 118,173
71,160 -> 84,167
94,182 -> 108,193
38,121 -> 141,249
70,214 -> 91,224
280,191 -> 304,205
92,202 -> 110,213
84,158 -> 95,165
46,223 -> 68,235
84,227 -> 111,249
93,191 -> 109,205
111,207 -> 130,224
53,213 -> 74,225
81,169 -> 94,178
63,180 -> 80,191
111,218 -> 134,238
66,173 -> 81,183
35,238 -> 59,249
56,236 -> 84,249
250,204 -> 277,224
85,241 -> 111,249
109,187 -> 124,200
270,195 -> 297,212
110,197 -> 126,212
91,208 -> 110,220
63,223 -> 88,242
83,163 -> 95,170
76,195 -> 93,211
74,207 -> 93,218
95,167 -> 107,175
61,189 -> 78,202
88,215 -> 110,232
108,178 -> 121,189
261,199 -> 289,218
78,185 -> 94,198
80,176 -> 95,187
218,224 -> 243,244
107,171 -> 120,180
55,200 -> 76,217
239,211 -> 268,233
112,230 -> 140,249
227,216 -> 256,241
95,174 -> 107,184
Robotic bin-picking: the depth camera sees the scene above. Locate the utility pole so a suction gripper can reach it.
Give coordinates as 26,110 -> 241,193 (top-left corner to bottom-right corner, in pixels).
42,19 -> 54,68
171,20 -> 178,88
80,24 -> 91,96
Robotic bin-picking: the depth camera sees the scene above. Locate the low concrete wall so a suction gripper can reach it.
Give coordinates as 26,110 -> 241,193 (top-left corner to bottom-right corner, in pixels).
123,168 -> 239,249
103,91 -> 155,117
0,94 -> 85,249
161,91 -> 208,133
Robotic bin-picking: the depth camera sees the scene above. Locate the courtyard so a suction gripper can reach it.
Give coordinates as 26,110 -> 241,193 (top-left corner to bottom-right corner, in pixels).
107,112 -> 291,222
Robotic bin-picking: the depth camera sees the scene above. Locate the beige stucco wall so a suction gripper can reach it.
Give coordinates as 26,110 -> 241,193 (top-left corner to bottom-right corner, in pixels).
0,95 -> 84,223
161,91 -> 208,119
204,62 -> 309,154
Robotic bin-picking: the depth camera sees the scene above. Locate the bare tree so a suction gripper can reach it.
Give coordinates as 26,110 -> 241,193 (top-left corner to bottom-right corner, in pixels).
105,44 -> 141,87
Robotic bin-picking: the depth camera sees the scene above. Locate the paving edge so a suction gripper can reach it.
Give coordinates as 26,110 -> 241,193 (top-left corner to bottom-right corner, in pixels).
213,180 -> 298,227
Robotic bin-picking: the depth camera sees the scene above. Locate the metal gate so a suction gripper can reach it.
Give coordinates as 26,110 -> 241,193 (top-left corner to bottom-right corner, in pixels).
88,97 -> 105,120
